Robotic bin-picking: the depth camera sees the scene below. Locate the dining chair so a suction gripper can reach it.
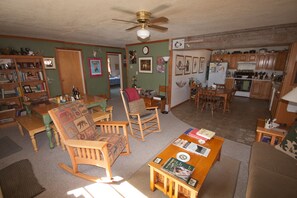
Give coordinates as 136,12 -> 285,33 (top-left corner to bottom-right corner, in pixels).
200,88 -> 217,117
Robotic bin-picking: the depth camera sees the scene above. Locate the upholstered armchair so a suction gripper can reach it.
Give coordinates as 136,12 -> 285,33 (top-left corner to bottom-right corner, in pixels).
48,101 -> 130,182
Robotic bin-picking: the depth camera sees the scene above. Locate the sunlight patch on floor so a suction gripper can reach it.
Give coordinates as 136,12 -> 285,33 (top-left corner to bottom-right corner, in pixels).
67,177 -> 147,198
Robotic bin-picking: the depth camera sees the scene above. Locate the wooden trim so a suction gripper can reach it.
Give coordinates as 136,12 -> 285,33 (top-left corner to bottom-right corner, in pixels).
126,39 -> 169,46
0,35 -> 125,49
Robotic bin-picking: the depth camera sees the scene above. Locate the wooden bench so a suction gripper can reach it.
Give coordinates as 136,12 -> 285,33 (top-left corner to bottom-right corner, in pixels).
92,105 -> 113,120
16,114 -> 60,152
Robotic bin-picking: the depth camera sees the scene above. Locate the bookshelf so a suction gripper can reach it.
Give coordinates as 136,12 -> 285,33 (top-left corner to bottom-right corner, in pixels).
0,55 -> 50,123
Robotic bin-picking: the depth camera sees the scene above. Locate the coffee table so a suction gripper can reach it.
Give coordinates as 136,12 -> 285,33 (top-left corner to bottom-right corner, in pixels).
148,132 -> 224,198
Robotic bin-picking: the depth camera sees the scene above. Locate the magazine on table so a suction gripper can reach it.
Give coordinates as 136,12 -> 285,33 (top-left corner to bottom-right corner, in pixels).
173,138 -> 211,157
162,157 -> 195,182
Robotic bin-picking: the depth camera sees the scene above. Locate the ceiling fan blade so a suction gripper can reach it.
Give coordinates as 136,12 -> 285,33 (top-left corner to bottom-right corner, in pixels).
111,7 -> 135,15
148,24 -> 168,31
150,17 -> 168,24
126,25 -> 141,31
112,19 -> 138,24
149,4 -> 170,14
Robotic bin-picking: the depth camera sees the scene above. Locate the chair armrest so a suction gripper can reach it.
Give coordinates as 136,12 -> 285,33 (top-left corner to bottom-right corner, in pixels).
95,121 -> 129,126
146,106 -> 158,110
64,139 -> 107,149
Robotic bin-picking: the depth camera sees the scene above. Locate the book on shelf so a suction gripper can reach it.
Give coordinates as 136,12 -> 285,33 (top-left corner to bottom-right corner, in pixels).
162,157 -> 195,182
173,138 -> 211,157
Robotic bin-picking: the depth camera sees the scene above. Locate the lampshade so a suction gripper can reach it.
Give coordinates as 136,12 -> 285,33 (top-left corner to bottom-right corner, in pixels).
282,87 -> 297,103
163,56 -> 170,63
137,28 -> 150,39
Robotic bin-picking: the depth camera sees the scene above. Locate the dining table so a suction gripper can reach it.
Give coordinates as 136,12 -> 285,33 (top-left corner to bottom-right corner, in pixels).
29,95 -> 107,149
195,88 -> 232,113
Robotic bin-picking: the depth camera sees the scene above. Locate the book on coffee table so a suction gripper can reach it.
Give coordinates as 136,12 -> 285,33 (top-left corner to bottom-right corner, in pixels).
172,138 -> 211,157
162,157 -> 195,182
196,128 -> 216,140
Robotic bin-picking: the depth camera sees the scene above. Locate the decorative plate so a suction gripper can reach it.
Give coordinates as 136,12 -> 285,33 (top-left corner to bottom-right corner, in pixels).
176,152 -> 190,162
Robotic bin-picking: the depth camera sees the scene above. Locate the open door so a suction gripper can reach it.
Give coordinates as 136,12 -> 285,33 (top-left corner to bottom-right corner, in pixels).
107,53 -> 122,98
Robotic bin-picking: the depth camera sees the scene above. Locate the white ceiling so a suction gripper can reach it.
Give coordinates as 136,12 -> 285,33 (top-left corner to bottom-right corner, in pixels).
1,0 -> 297,48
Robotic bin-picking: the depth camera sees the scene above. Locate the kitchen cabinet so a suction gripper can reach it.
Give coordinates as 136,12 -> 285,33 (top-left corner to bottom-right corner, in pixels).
229,55 -> 237,69
250,80 -> 272,99
225,78 -> 235,89
0,55 -> 50,123
211,54 -> 230,62
274,51 -> 288,71
256,53 -> 277,70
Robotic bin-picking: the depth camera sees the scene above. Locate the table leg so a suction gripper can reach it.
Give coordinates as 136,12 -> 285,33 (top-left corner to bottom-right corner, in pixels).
150,167 -> 156,191
223,95 -> 227,113
42,114 -> 54,149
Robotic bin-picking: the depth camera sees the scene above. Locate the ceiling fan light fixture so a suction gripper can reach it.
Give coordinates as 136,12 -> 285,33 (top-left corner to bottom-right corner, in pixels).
137,28 -> 150,39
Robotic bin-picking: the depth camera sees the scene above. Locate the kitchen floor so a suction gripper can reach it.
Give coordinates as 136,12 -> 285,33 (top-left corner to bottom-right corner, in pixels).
171,96 -> 271,145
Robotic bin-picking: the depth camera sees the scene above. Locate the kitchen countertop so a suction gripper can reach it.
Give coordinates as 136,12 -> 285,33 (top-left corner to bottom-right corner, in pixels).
226,77 -> 272,81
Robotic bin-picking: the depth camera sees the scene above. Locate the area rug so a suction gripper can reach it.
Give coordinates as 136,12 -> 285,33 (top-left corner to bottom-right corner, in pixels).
0,159 -> 45,198
127,155 -> 240,198
0,136 -> 22,159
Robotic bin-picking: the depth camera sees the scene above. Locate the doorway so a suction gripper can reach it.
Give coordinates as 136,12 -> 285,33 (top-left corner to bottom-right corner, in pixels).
56,49 -> 86,95
107,53 -> 122,98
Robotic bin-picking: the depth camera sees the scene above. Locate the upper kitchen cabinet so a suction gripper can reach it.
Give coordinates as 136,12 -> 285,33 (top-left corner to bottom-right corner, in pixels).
229,55 -> 237,69
256,53 -> 277,70
274,51 -> 288,71
211,54 -> 230,62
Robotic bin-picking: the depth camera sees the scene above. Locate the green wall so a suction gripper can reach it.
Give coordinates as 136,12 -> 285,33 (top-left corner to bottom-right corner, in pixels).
126,40 -> 169,92
0,36 -> 125,97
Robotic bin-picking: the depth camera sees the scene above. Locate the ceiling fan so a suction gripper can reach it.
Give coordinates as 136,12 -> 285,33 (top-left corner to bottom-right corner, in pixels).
112,10 -> 169,39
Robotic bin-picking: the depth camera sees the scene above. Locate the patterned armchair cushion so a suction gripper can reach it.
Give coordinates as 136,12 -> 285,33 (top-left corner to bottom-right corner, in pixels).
275,121 -> 297,160
97,133 -> 127,163
50,101 -> 99,140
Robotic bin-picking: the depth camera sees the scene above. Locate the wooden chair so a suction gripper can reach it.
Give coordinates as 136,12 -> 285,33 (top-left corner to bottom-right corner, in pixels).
120,88 -> 161,141
48,101 -> 130,182
200,88 -> 217,117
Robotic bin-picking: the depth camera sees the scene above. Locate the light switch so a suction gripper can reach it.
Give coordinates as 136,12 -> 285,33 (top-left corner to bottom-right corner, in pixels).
136,71 -> 138,75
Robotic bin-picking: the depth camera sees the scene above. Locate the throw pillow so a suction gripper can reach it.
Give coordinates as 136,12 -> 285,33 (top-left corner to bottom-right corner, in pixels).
128,98 -> 148,117
275,121 -> 297,160
125,88 -> 140,102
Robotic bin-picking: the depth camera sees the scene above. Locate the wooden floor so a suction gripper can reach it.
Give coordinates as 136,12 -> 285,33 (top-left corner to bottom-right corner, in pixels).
171,96 -> 271,145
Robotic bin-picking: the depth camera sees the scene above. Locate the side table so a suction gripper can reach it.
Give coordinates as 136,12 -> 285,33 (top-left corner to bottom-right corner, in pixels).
256,118 -> 287,145
142,96 -> 166,112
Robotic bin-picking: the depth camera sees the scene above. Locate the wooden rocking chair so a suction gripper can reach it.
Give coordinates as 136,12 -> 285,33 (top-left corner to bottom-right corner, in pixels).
120,88 -> 161,141
48,101 -> 130,182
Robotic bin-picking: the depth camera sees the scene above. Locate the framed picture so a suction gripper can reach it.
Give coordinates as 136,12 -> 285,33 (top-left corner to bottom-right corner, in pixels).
156,56 -> 165,73
199,57 -> 205,73
188,177 -> 198,187
23,85 -> 32,93
139,57 -> 153,73
43,57 -> 56,69
192,57 -> 199,73
88,58 -> 102,77
184,56 -> 192,75
175,55 -> 184,76
129,50 -> 137,64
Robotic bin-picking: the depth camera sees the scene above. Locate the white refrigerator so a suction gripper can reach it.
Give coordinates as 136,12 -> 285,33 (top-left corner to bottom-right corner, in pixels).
207,62 -> 228,87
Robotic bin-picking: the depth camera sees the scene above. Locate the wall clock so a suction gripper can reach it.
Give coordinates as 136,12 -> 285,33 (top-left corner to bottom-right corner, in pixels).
142,46 -> 149,55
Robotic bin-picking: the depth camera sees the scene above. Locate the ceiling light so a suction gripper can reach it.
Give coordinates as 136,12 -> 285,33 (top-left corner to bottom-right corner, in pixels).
137,28 -> 150,39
